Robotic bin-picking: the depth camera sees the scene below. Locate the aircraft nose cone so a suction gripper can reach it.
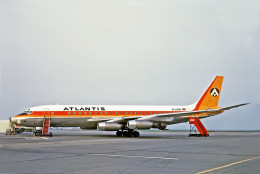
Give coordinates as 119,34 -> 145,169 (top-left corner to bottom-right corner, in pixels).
11,118 -> 18,124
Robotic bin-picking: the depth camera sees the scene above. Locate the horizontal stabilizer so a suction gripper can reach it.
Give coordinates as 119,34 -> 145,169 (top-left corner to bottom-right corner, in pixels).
219,103 -> 249,111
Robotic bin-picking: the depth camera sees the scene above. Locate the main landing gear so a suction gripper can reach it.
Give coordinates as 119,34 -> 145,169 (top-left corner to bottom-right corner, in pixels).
34,130 -> 53,137
116,130 -> 140,137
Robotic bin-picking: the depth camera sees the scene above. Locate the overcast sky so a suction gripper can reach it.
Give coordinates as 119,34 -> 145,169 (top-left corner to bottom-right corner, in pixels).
0,0 -> 259,130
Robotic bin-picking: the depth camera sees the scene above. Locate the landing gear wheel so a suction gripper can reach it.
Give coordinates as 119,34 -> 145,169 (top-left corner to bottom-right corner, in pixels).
127,131 -> 133,137
35,132 -> 41,136
133,131 -> 140,137
123,131 -> 128,137
116,131 -> 122,136
16,129 -> 23,134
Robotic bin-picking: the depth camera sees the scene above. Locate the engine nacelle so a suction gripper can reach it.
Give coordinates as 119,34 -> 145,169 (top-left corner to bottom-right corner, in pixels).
156,122 -> 167,130
97,122 -> 122,131
127,120 -> 154,130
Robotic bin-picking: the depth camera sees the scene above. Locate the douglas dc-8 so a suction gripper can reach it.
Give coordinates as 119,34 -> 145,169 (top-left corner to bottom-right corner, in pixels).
11,76 -> 248,137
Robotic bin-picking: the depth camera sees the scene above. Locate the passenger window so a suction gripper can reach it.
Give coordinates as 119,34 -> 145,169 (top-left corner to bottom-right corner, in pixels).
95,112 -> 97,115
84,112 -> 87,115
115,112 -> 118,115
130,112 -> 133,115
110,112 -> 113,115
125,112 -> 128,115
79,112 -> 81,115
51,112 -> 54,115
73,112 -> 76,115
145,112 -> 147,115
89,112 -> 92,115
100,112 -> 103,115
105,112 -> 108,115
120,112 -> 122,115
68,112 -> 71,115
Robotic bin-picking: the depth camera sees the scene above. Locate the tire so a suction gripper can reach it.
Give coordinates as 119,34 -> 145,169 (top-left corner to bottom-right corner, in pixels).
128,132 -> 133,137
17,129 -> 23,134
35,132 -> 41,136
133,131 -> 140,137
116,131 -> 122,136
123,131 -> 128,137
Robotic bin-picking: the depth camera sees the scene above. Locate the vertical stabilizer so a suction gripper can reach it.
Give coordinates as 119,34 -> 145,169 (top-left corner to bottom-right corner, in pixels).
194,76 -> 224,110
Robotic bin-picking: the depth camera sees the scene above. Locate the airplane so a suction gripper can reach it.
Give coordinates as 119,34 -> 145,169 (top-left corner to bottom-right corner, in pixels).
10,76 -> 248,137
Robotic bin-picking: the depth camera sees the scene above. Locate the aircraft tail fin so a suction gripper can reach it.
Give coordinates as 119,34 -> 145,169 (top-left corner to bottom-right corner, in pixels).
194,76 -> 224,110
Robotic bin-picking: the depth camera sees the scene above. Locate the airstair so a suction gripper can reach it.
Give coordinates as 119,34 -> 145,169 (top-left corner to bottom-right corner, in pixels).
189,117 -> 209,137
34,109 -> 52,137
42,116 -> 52,136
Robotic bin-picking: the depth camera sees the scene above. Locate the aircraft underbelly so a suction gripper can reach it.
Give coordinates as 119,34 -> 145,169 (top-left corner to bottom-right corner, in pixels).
51,118 -> 90,127
170,117 -> 189,124
17,117 -> 100,128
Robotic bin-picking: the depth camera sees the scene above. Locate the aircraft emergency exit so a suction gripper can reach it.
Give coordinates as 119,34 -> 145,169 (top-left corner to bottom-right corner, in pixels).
11,76 -> 248,137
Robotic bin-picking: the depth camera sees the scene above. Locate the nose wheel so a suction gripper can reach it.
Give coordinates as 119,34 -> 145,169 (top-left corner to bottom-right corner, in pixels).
116,130 -> 140,137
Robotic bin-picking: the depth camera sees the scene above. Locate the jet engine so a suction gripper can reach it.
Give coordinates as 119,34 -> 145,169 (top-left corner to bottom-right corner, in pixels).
127,120 -> 168,130
127,120 -> 154,129
156,122 -> 167,130
97,122 -> 122,131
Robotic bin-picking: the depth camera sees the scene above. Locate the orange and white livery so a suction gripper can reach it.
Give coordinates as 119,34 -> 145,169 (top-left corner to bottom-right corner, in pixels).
11,76 -> 248,137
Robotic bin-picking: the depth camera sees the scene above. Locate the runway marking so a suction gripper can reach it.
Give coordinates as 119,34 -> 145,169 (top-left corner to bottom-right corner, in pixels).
24,137 -> 49,140
41,137 -> 49,140
89,153 -> 179,160
196,156 -> 260,174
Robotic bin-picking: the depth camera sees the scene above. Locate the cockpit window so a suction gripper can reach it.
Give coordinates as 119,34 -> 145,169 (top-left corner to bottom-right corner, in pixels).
17,109 -> 32,115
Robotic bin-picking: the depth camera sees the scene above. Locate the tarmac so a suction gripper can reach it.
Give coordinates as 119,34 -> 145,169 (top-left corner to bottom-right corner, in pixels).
0,130 -> 259,174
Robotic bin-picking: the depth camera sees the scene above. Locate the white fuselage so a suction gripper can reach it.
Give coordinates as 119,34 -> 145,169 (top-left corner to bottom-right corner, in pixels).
11,104 -> 195,128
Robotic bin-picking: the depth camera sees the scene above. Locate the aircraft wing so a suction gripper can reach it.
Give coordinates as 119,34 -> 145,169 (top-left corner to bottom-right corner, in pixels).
87,118 -> 111,123
136,110 -> 217,121
104,110 -> 218,123
107,116 -> 142,124
137,103 -> 249,121
101,103 -> 249,123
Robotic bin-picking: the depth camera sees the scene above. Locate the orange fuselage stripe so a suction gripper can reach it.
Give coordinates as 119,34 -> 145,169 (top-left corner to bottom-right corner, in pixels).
14,110 -> 183,118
